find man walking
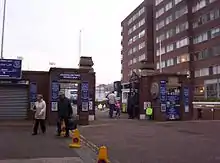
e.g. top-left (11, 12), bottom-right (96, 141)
top-left (107, 91), bottom-right (116, 118)
top-left (56, 91), bottom-right (73, 137)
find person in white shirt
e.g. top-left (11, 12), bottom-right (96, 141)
top-left (32, 94), bottom-right (46, 135)
top-left (107, 91), bottom-right (116, 118)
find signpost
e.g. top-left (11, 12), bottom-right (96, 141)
top-left (0, 59), bottom-right (22, 79)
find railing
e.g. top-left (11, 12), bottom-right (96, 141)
top-left (193, 102), bottom-right (220, 120)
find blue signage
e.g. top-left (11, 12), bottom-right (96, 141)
top-left (30, 82), bottom-right (37, 102)
top-left (51, 81), bottom-right (60, 101)
top-left (166, 93), bottom-right (180, 120)
top-left (59, 73), bottom-right (80, 80)
top-left (160, 80), bottom-right (167, 112)
top-left (183, 87), bottom-right (189, 112)
top-left (0, 59), bottom-right (22, 79)
top-left (81, 82), bottom-right (89, 100)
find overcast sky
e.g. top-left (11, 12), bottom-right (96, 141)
top-left (0, 0), bottom-right (143, 84)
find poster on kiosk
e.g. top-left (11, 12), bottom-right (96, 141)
top-left (160, 80), bottom-right (180, 120)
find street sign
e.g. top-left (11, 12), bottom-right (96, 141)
top-left (0, 59), bottom-right (22, 79)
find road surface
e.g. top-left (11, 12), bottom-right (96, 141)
top-left (79, 110), bottom-right (220, 163)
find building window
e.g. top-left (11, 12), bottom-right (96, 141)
top-left (128, 59), bottom-right (132, 66)
top-left (174, 0), bottom-right (182, 5)
top-left (200, 68), bottom-right (209, 76)
top-left (192, 0), bottom-right (206, 13)
top-left (213, 65), bottom-right (220, 74)
top-left (165, 2), bottom-right (173, 11)
top-left (156, 62), bottom-right (160, 69)
top-left (128, 29), bottom-right (132, 35)
top-left (206, 83), bottom-right (218, 98)
top-left (156, 20), bottom-right (165, 30)
top-left (133, 58), bottom-right (137, 64)
top-left (138, 42), bottom-right (145, 50)
top-left (166, 58), bottom-right (174, 67)
top-left (176, 37), bottom-right (189, 48)
top-left (166, 29), bottom-right (175, 39)
top-left (175, 6), bottom-right (188, 19)
top-left (133, 35), bottom-right (138, 42)
top-left (139, 7), bottom-right (145, 16)
top-left (139, 18), bottom-right (145, 27)
top-left (212, 46), bottom-right (220, 56)
top-left (156, 47), bottom-right (165, 56)
top-left (133, 47), bottom-right (137, 53)
top-left (138, 54), bottom-right (146, 61)
top-left (210, 9), bottom-right (220, 20)
top-left (194, 49), bottom-right (210, 60)
top-left (176, 22), bottom-right (188, 34)
top-left (195, 68), bottom-right (209, 77)
top-left (177, 54), bottom-right (189, 64)
top-left (211, 27), bottom-right (220, 39)
top-left (138, 30), bottom-right (145, 38)
top-left (156, 7), bottom-right (165, 18)
top-left (128, 38), bottom-right (133, 45)
top-left (165, 15), bottom-right (173, 25)
top-left (156, 34), bottom-right (165, 43)
top-left (193, 32), bottom-right (208, 44)
top-left (166, 43), bottom-right (174, 52)
top-left (128, 49), bottom-right (132, 55)
top-left (155, 0), bottom-right (164, 6)
top-left (161, 61), bottom-right (166, 68)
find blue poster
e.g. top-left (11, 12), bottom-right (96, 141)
top-left (81, 82), bottom-right (89, 100)
top-left (30, 82), bottom-right (37, 102)
top-left (183, 87), bottom-right (189, 112)
top-left (81, 81), bottom-right (89, 111)
top-left (166, 94), bottom-right (180, 120)
top-left (160, 80), bottom-right (167, 112)
top-left (0, 59), bottom-right (22, 79)
top-left (51, 81), bottom-right (60, 101)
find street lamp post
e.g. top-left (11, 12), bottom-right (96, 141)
top-left (0, 0), bottom-right (7, 59)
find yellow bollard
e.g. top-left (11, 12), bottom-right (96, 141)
top-left (97, 146), bottom-right (109, 163)
top-left (69, 129), bottom-right (81, 148)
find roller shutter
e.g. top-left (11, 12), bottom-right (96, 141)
top-left (0, 85), bottom-right (28, 120)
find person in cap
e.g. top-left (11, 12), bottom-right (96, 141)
top-left (32, 94), bottom-right (46, 135)
top-left (56, 91), bottom-right (73, 137)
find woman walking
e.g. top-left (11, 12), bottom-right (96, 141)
top-left (32, 94), bottom-right (47, 135)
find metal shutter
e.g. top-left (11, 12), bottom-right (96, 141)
top-left (0, 86), bottom-right (28, 120)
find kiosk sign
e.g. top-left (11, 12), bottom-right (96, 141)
top-left (0, 59), bottom-right (22, 79)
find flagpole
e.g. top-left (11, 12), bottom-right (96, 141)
top-left (79, 30), bottom-right (82, 63)
top-left (1, 0), bottom-right (7, 59)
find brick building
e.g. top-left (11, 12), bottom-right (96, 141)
top-left (121, 0), bottom-right (220, 99)
top-left (121, 0), bottom-right (154, 84)
top-left (154, 0), bottom-right (220, 99)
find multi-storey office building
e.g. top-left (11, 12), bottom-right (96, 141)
top-left (121, 0), bottom-right (154, 84)
top-left (154, 0), bottom-right (220, 99)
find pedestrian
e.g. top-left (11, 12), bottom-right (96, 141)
top-left (146, 106), bottom-right (153, 120)
top-left (107, 91), bottom-right (116, 118)
top-left (32, 94), bottom-right (46, 135)
top-left (115, 100), bottom-right (121, 118)
top-left (56, 91), bottom-right (73, 137)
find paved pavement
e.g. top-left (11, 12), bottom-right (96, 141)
top-left (79, 110), bottom-right (220, 163)
top-left (0, 124), bottom-right (96, 163)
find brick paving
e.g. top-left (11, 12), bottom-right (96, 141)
top-left (79, 117), bottom-right (220, 163)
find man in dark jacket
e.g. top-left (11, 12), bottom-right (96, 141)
top-left (56, 91), bottom-right (73, 137)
